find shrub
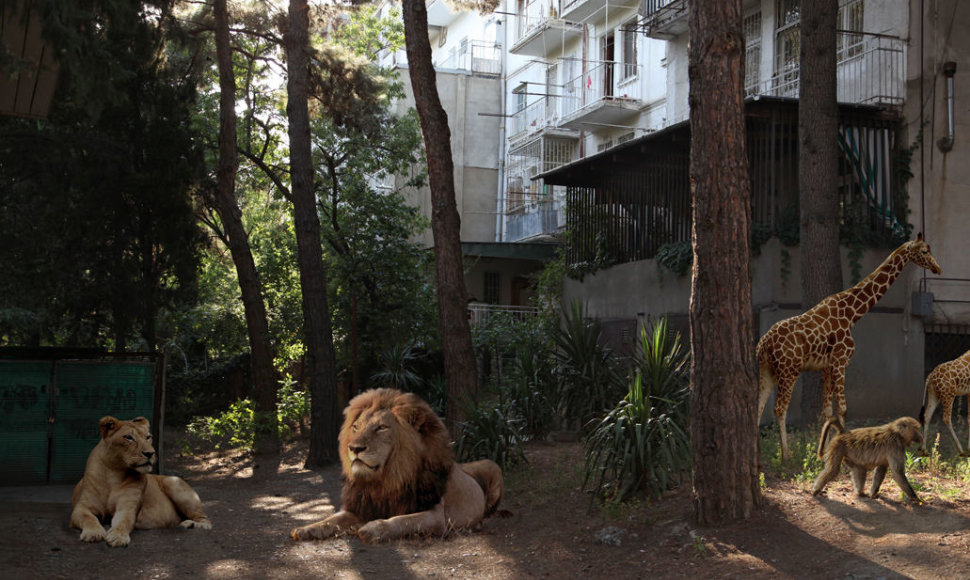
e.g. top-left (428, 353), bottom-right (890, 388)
top-left (553, 301), bottom-right (623, 426)
top-left (454, 397), bottom-right (526, 471)
top-left (583, 318), bottom-right (691, 502)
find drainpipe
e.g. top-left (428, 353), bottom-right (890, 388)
top-left (495, 14), bottom-right (507, 242)
top-left (937, 61), bottom-right (957, 152)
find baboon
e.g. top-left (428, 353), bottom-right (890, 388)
top-left (811, 416), bottom-right (923, 502)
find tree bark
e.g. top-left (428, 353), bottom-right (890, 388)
top-left (401, 0), bottom-right (477, 425)
top-left (212, 0), bottom-right (279, 455)
top-left (286, 0), bottom-right (340, 467)
top-left (687, 0), bottom-right (761, 526)
top-left (798, 0), bottom-right (842, 426)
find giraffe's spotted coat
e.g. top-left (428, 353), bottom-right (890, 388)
top-left (757, 234), bottom-right (942, 461)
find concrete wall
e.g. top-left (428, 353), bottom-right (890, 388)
top-left (907, 0), bottom-right (970, 325)
top-left (563, 238), bottom-right (935, 421)
top-left (396, 69), bottom-right (502, 247)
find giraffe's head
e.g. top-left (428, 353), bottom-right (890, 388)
top-left (904, 233), bottom-right (942, 275)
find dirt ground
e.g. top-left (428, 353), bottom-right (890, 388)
top-left (3, 437), bottom-right (970, 580)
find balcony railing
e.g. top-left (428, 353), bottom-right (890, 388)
top-left (468, 303), bottom-right (539, 326)
top-left (748, 33), bottom-right (905, 106)
top-left (511, 98), bottom-right (554, 138)
top-left (435, 41), bottom-right (503, 76)
top-left (561, 60), bottom-right (642, 121)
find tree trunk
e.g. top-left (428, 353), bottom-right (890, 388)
top-left (798, 0), bottom-right (842, 426)
top-left (286, 0), bottom-right (340, 468)
top-left (213, 0), bottom-right (279, 456)
top-left (687, 0), bottom-right (761, 526)
top-left (401, 0), bottom-right (477, 426)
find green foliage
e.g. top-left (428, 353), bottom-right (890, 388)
top-left (655, 241), bottom-right (693, 277)
top-left (370, 342), bottom-right (424, 391)
top-left (553, 301), bottom-right (624, 425)
top-left (454, 397), bottom-right (527, 471)
top-left (0, 2), bottom-right (205, 349)
top-left (583, 318), bottom-right (691, 502)
top-left (759, 427), bottom-right (825, 482)
top-left (185, 378), bottom-right (310, 451)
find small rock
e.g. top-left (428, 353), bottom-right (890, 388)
top-left (594, 526), bottom-right (626, 546)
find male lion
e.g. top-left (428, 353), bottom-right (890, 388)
top-left (291, 388), bottom-right (504, 543)
top-left (71, 416), bottom-right (212, 547)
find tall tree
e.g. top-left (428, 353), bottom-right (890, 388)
top-left (400, 0), bottom-right (478, 424)
top-left (210, 0), bottom-right (279, 455)
top-left (0, 0), bottom-right (203, 350)
top-left (687, 0), bottom-right (760, 525)
top-left (286, 0), bottom-right (341, 467)
top-left (798, 0), bottom-right (842, 425)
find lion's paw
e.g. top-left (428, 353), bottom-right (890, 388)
top-left (180, 518), bottom-right (213, 530)
top-left (357, 520), bottom-right (391, 543)
top-left (291, 524), bottom-right (333, 541)
top-left (104, 529), bottom-right (131, 548)
top-left (79, 527), bottom-right (106, 543)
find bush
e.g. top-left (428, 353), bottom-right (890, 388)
top-left (583, 317), bottom-right (691, 502)
top-left (553, 301), bottom-right (623, 426)
top-left (184, 377), bottom-right (310, 451)
top-left (454, 397), bottom-right (526, 471)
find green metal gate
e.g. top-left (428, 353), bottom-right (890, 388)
top-left (0, 350), bottom-right (160, 485)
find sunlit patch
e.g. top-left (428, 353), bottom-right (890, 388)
top-left (250, 494), bottom-right (338, 522)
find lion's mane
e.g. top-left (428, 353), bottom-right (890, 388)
top-left (338, 388), bottom-right (454, 522)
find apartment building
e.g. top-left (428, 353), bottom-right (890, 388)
top-left (378, 0), bottom-right (970, 419)
top-left (376, 1), bottom-right (555, 320)
top-left (540, 0), bottom-right (970, 421)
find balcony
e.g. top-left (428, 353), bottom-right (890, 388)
top-left (435, 41), bottom-right (503, 76)
top-left (511, 12), bottom-right (583, 58)
top-left (508, 96), bottom-right (580, 151)
top-left (426, 0), bottom-right (458, 27)
top-left (468, 303), bottom-right (539, 326)
top-left (748, 33), bottom-right (905, 107)
top-left (560, 0), bottom-right (639, 23)
top-left (559, 61), bottom-right (642, 129)
top-left (638, 0), bottom-right (687, 39)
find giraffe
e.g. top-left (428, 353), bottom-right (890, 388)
top-left (919, 349), bottom-right (970, 456)
top-left (757, 234), bottom-right (942, 461)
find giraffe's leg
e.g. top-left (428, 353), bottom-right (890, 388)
top-left (831, 350), bottom-right (852, 431)
top-left (941, 396), bottom-right (965, 456)
top-left (774, 378), bottom-right (796, 462)
top-left (920, 389), bottom-right (939, 454)
top-left (820, 367), bottom-right (836, 423)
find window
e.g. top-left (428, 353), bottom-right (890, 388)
top-left (744, 11), bottom-right (762, 95)
top-left (545, 63), bottom-right (559, 121)
top-left (513, 83), bottom-right (527, 113)
top-left (838, 0), bottom-right (864, 59)
top-left (484, 272), bottom-right (501, 304)
top-left (621, 19), bottom-right (638, 81)
top-left (775, 0), bottom-right (800, 96)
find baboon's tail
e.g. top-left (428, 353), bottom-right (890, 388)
top-left (817, 419), bottom-right (842, 460)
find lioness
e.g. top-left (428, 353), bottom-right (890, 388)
top-left (291, 388), bottom-right (504, 543)
top-left (71, 416), bottom-right (212, 547)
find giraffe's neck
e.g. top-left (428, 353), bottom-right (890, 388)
top-left (838, 246), bottom-right (908, 325)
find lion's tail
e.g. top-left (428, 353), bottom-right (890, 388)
top-left (461, 459), bottom-right (504, 517)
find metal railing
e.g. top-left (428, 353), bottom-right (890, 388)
top-left (435, 41), bottom-right (502, 75)
top-left (641, 0), bottom-right (680, 16)
top-left (513, 10), bottom-right (582, 46)
top-left (468, 303), bottom-right (539, 325)
top-left (748, 33), bottom-right (905, 106)
top-left (561, 61), bottom-right (642, 118)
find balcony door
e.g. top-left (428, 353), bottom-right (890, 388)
top-left (601, 32), bottom-right (615, 98)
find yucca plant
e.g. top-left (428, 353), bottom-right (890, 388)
top-left (583, 317), bottom-right (691, 502)
top-left (454, 398), bottom-right (527, 470)
top-left (553, 301), bottom-right (623, 425)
